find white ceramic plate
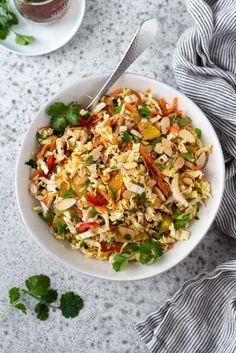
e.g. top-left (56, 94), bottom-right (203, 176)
top-left (16, 73), bottom-right (225, 281)
top-left (0, 0), bottom-right (85, 56)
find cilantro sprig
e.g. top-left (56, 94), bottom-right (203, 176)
top-left (47, 101), bottom-right (81, 134)
top-left (0, 275), bottom-right (84, 322)
top-left (0, 0), bottom-right (35, 45)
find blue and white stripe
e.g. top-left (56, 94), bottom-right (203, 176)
top-left (136, 0), bottom-right (236, 351)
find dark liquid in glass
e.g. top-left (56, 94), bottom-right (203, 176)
top-left (16, 0), bottom-right (70, 23)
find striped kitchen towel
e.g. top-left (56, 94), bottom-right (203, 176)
top-left (136, 0), bottom-right (236, 352)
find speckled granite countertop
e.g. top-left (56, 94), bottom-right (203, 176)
top-left (0, 0), bottom-right (236, 352)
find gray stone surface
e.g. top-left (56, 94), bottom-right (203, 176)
top-left (0, 0), bottom-right (235, 352)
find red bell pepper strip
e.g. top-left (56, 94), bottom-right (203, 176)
top-left (78, 115), bottom-right (98, 127)
top-left (76, 222), bottom-right (100, 233)
top-left (46, 156), bottom-right (55, 170)
top-left (85, 192), bottom-right (108, 206)
top-left (100, 241), bottom-right (121, 252)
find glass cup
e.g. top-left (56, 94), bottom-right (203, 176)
top-left (14, 0), bottom-right (71, 24)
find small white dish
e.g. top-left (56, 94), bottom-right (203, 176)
top-left (0, 0), bottom-right (85, 56)
top-left (16, 73), bottom-right (225, 281)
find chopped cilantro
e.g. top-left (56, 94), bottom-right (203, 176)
top-left (180, 153), bottom-right (194, 162)
top-left (85, 155), bottom-right (94, 165)
top-left (59, 188), bottom-right (76, 198)
top-left (25, 159), bottom-right (37, 169)
top-left (54, 221), bottom-right (67, 236)
top-left (122, 132), bottom-right (133, 143)
top-left (106, 239), bottom-right (114, 247)
top-left (112, 254), bottom-right (128, 272)
top-left (151, 232), bottom-right (161, 239)
top-left (110, 165), bottom-right (117, 170)
top-left (139, 192), bottom-right (146, 204)
top-left (131, 134), bottom-right (140, 142)
top-left (90, 207), bottom-right (98, 218)
top-left (170, 115), bottom-right (177, 124)
top-left (112, 105), bottom-right (122, 115)
top-left (138, 105), bottom-right (151, 117)
top-left (195, 128), bottom-right (202, 138)
top-left (156, 163), bottom-right (164, 171)
top-left (36, 132), bottom-right (44, 145)
top-left (179, 116), bottom-right (191, 126)
top-left (194, 215), bottom-right (200, 220)
top-left (124, 234), bottom-right (132, 240)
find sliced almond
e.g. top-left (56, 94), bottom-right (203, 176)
top-left (29, 182), bottom-right (37, 194)
top-left (161, 117), bottom-right (170, 135)
top-left (57, 198), bottom-right (76, 211)
top-left (196, 152), bottom-right (206, 167)
top-left (92, 102), bottom-right (106, 114)
top-left (171, 174), bottom-right (188, 207)
top-left (118, 226), bottom-right (136, 237)
top-left (73, 175), bottom-right (88, 186)
top-left (147, 179), bottom-right (156, 188)
top-left (123, 162), bottom-right (137, 170)
top-left (123, 190), bottom-right (135, 200)
top-left (179, 129), bottom-right (195, 144)
top-left (174, 157), bottom-right (185, 170)
top-left (183, 177), bottom-right (193, 186)
top-left (153, 186), bottom-right (166, 201)
top-left (91, 146), bottom-right (103, 161)
top-left (161, 138), bottom-right (173, 157)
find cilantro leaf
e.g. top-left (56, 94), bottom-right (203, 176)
top-left (15, 32), bottom-right (34, 45)
top-left (170, 115), bottom-right (177, 124)
top-left (47, 102), bottom-right (66, 118)
top-left (35, 303), bottom-right (49, 321)
top-left (156, 163), bottom-right (164, 171)
top-left (39, 211), bottom-right (54, 223)
top-left (59, 188), bottom-right (76, 198)
top-left (41, 289), bottom-right (58, 304)
top-left (25, 159), bottom-right (37, 169)
top-left (36, 132), bottom-right (44, 145)
top-left (65, 104), bottom-right (79, 126)
top-left (9, 287), bottom-right (20, 304)
top-left (14, 303), bottom-right (26, 314)
top-left (54, 221), bottom-right (67, 237)
top-left (112, 254), bottom-right (128, 272)
top-left (195, 128), bottom-right (201, 138)
top-left (25, 275), bottom-right (50, 297)
top-left (112, 105), bottom-right (122, 115)
top-left (110, 165), bottom-right (117, 170)
top-left (138, 105), bottom-right (151, 117)
top-left (124, 234), bottom-right (132, 240)
top-left (90, 207), bottom-right (98, 218)
top-left (139, 239), bottom-right (164, 265)
top-left (0, 27), bottom-right (9, 40)
top-left (139, 192), bottom-right (146, 204)
top-left (180, 153), bottom-right (194, 162)
top-left (85, 155), bottom-right (94, 165)
top-left (179, 116), bottom-right (191, 126)
top-left (122, 132), bottom-right (132, 143)
top-left (59, 292), bottom-right (84, 318)
top-left (51, 116), bottom-right (67, 133)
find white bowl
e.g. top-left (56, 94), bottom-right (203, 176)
top-left (16, 73), bottom-right (225, 281)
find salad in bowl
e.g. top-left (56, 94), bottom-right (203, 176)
top-left (26, 86), bottom-right (212, 272)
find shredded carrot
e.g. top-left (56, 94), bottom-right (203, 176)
top-left (97, 206), bottom-right (107, 214)
top-left (77, 210), bottom-right (83, 218)
top-left (167, 97), bottom-right (178, 114)
top-left (103, 120), bottom-right (111, 127)
top-left (107, 88), bottom-right (123, 97)
top-left (29, 168), bottom-right (40, 180)
top-left (166, 243), bottom-right (174, 251)
top-left (169, 125), bottom-right (179, 133)
top-left (111, 136), bottom-right (117, 145)
top-left (150, 163), bottom-right (163, 178)
top-left (139, 144), bottom-right (153, 165)
top-left (125, 103), bottom-right (138, 113)
top-left (50, 137), bottom-right (57, 152)
top-left (155, 176), bottom-right (169, 197)
top-left (121, 183), bottom-right (126, 194)
top-left (97, 188), bottom-right (110, 202)
top-left (191, 165), bottom-right (203, 171)
top-left (159, 98), bottom-right (168, 116)
top-left (123, 143), bottom-right (132, 151)
top-left (37, 143), bottom-right (51, 159)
